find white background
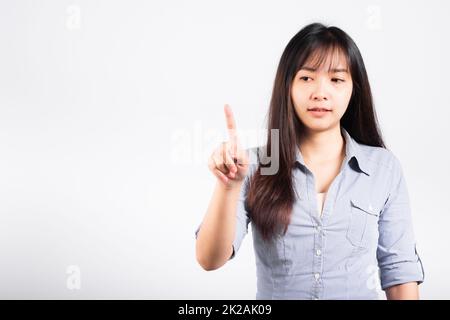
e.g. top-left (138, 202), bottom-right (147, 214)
top-left (0, 0), bottom-right (448, 299)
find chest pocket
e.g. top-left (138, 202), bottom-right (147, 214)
top-left (346, 198), bottom-right (380, 248)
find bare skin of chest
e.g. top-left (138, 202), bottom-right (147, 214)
top-left (305, 154), bottom-right (345, 194)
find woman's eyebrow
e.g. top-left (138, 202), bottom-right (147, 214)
top-left (329, 68), bottom-right (349, 73)
top-left (300, 67), bottom-right (349, 73)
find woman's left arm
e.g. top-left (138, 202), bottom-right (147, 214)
top-left (386, 282), bottom-right (419, 300)
top-left (377, 155), bottom-right (425, 297)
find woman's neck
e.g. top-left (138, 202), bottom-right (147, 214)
top-left (299, 125), bottom-right (345, 165)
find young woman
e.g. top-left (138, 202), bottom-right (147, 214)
top-left (195, 22), bottom-right (424, 300)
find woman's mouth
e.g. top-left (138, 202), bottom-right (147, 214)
top-left (307, 107), bottom-right (332, 117)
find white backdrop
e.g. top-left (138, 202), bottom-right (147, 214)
top-left (0, 0), bottom-right (448, 299)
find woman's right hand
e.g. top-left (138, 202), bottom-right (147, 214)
top-left (208, 104), bottom-right (249, 190)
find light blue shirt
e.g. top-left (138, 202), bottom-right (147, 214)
top-left (195, 127), bottom-right (424, 299)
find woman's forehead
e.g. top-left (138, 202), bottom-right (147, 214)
top-left (302, 47), bottom-right (349, 72)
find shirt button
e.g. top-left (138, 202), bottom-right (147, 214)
top-left (314, 273), bottom-right (320, 281)
top-left (316, 249), bottom-right (322, 256)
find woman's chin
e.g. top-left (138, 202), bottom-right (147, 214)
top-left (302, 121), bottom-right (334, 133)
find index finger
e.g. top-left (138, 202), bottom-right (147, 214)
top-left (224, 104), bottom-right (238, 146)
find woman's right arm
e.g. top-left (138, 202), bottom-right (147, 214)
top-left (195, 104), bottom-right (249, 271)
top-left (195, 181), bottom-right (244, 271)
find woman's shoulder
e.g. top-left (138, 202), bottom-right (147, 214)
top-left (356, 142), bottom-right (402, 173)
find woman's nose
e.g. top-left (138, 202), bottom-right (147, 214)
top-left (311, 80), bottom-right (329, 101)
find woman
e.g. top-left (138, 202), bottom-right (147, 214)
top-left (195, 22), bottom-right (424, 300)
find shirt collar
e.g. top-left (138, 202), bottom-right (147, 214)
top-left (294, 127), bottom-right (371, 176)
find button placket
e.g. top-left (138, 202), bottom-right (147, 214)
top-left (312, 222), bottom-right (324, 298)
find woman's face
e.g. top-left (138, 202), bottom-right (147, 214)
top-left (291, 51), bottom-right (353, 133)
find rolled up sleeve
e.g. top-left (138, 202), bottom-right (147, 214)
top-left (377, 154), bottom-right (425, 290)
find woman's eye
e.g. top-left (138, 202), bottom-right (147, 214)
top-left (300, 76), bottom-right (311, 81)
top-left (332, 78), bottom-right (345, 83)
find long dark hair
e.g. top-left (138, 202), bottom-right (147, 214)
top-left (246, 22), bottom-right (386, 242)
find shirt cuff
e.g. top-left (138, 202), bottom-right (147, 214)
top-left (380, 255), bottom-right (425, 290)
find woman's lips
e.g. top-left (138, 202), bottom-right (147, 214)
top-left (307, 108), bottom-right (331, 117)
